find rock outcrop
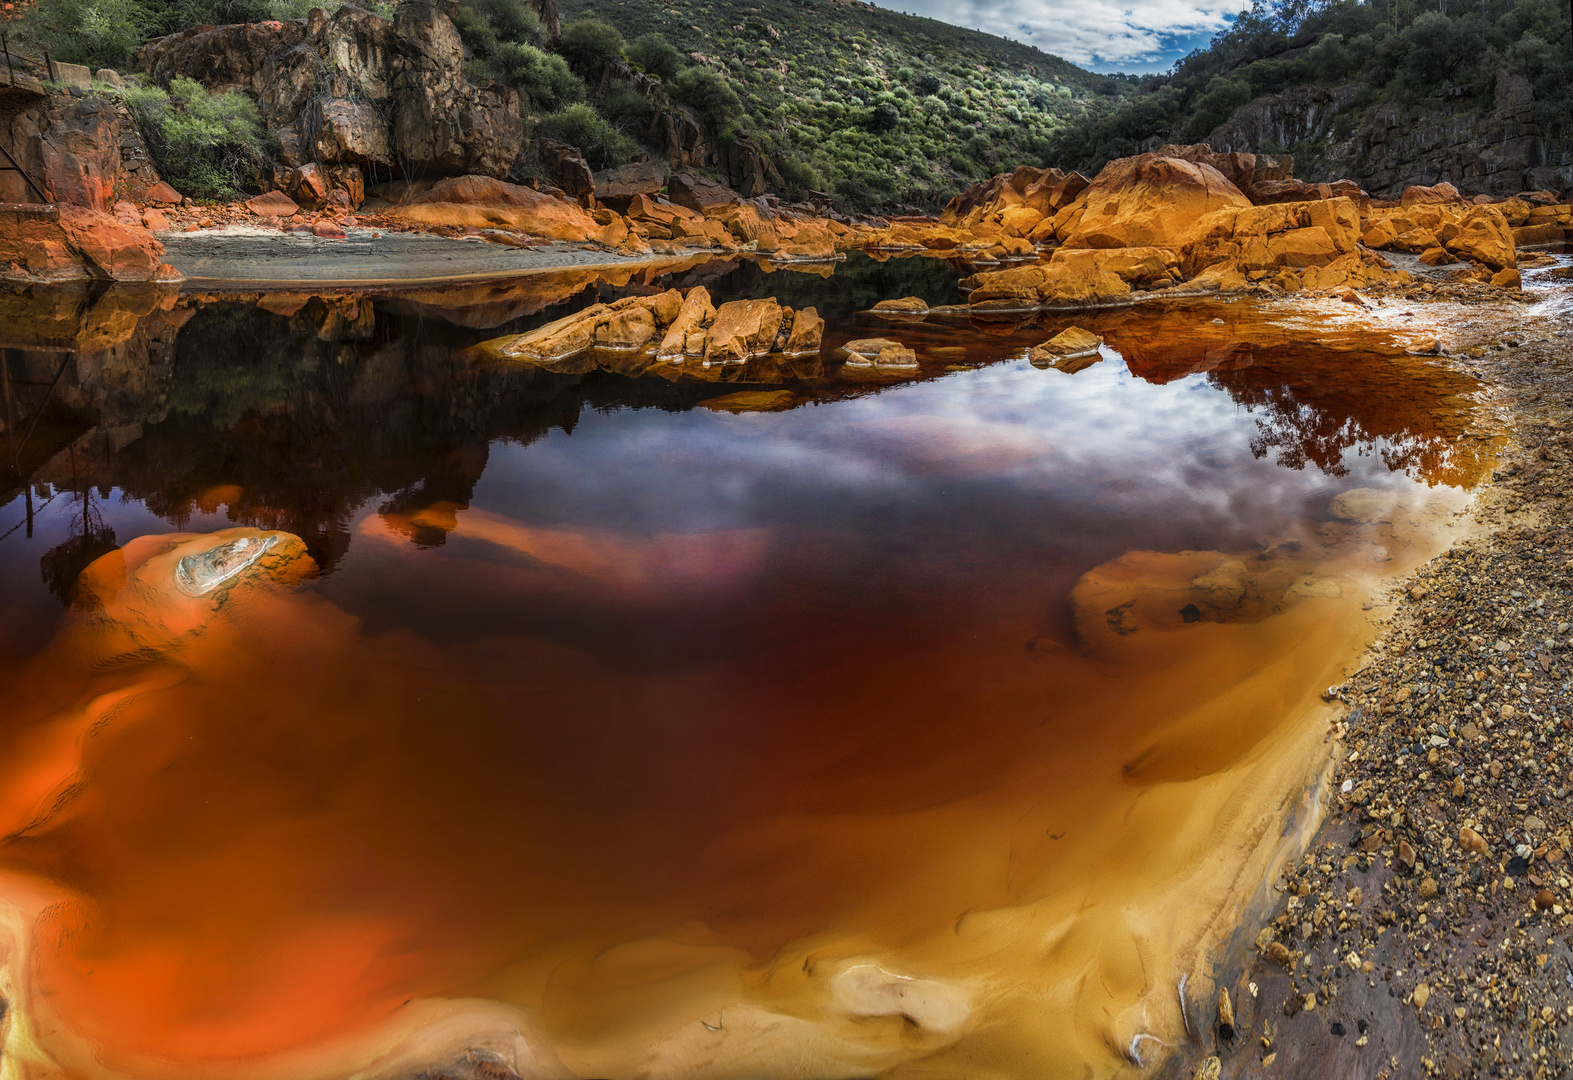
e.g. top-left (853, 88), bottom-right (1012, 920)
top-left (1057, 154), bottom-right (1252, 249)
top-left (0, 91), bottom-right (128, 209)
top-left (388, 175), bottom-right (601, 241)
top-left (466, 287), bottom-right (823, 368)
top-left (0, 204), bottom-right (181, 283)
top-left (137, 1), bottom-right (523, 199)
top-left (1206, 69), bottom-right (1571, 199)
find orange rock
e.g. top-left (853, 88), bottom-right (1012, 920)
top-left (998, 205), bottom-right (1045, 237)
top-left (1512, 223), bottom-right (1564, 247)
top-left (1444, 206), bottom-right (1516, 271)
top-left (1360, 219), bottom-right (1398, 248)
top-left (594, 306), bottom-right (658, 350)
top-left (1390, 227), bottom-right (1439, 253)
top-left (1401, 182), bottom-right (1462, 207)
top-left (779, 306), bottom-right (823, 355)
top-left (1049, 246), bottom-right (1178, 286)
top-left (0, 204), bottom-right (178, 283)
top-left (655, 286), bottom-right (717, 360)
top-left (1418, 246), bottom-right (1454, 266)
top-left (140, 181), bottom-right (182, 206)
top-left (1491, 267), bottom-right (1522, 288)
top-left (141, 209), bottom-right (170, 232)
top-left (967, 263), bottom-right (1132, 310)
top-left (871, 296), bottom-right (929, 314)
top-left (393, 175), bottom-right (599, 241)
top-left (246, 190), bottom-right (299, 217)
top-left (1060, 154), bottom-right (1250, 250)
top-left (704, 299), bottom-right (784, 365)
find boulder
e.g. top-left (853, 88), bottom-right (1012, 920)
top-left (1177, 196), bottom-right (1363, 278)
top-left (1401, 182), bottom-right (1463, 206)
top-left (1513, 223), bottom-right (1565, 247)
top-left (537, 139), bottom-right (595, 200)
top-left (141, 180), bottom-right (183, 206)
top-left (1491, 267), bottom-right (1522, 288)
top-left (595, 161), bottom-right (668, 209)
top-left (392, 175), bottom-right (600, 240)
top-left (837, 338), bottom-right (907, 364)
top-left (1155, 143), bottom-right (1256, 191)
top-left (704, 298), bottom-right (784, 364)
top-left (871, 296), bottom-right (930, 314)
top-left (725, 139), bottom-right (781, 198)
top-left (594, 306), bottom-right (658, 350)
top-left (966, 263), bottom-right (1132, 310)
top-left (313, 98), bottom-right (393, 165)
top-left (1030, 326), bottom-right (1102, 359)
top-left (1443, 205), bottom-right (1516, 270)
top-left (1249, 178), bottom-right (1368, 208)
top-left (668, 168), bottom-right (739, 215)
top-left (1418, 246), bottom-right (1455, 266)
top-left (246, 190), bottom-right (300, 217)
top-left (656, 286), bottom-right (717, 359)
top-left (287, 163), bottom-right (329, 208)
top-left (778, 306), bottom-right (823, 355)
top-left (1059, 154), bottom-right (1250, 250)
top-left (1049, 246), bottom-right (1178, 287)
top-left (0, 204), bottom-right (179, 283)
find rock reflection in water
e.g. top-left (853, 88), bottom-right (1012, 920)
top-left (0, 263), bottom-right (1496, 1080)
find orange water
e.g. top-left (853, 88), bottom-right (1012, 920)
top-left (0, 281), bottom-right (1489, 1078)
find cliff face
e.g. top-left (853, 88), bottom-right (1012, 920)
top-left (1206, 69), bottom-right (1569, 197)
top-left (138, 2), bottom-right (524, 194)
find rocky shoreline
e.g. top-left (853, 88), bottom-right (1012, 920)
top-left (1169, 278), bottom-right (1573, 1080)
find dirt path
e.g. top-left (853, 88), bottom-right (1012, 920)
top-left (1166, 262), bottom-right (1573, 1080)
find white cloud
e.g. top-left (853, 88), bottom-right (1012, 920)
top-left (883, 0), bottom-right (1253, 68)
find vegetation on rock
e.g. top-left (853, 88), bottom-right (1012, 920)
top-left (122, 76), bottom-right (270, 199)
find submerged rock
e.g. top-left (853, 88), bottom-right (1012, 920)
top-left (1029, 326), bottom-right (1103, 362)
top-left (173, 534), bottom-right (280, 596)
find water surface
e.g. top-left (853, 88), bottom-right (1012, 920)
top-left (0, 256), bottom-right (1492, 1078)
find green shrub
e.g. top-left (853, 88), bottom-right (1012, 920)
top-left (668, 66), bottom-right (745, 137)
top-left (555, 19), bottom-right (625, 79)
top-left (123, 76), bottom-right (269, 199)
top-left (473, 42), bottom-right (584, 108)
top-left (600, 81), bottom-right (657, 128)
top-left (23, 0), bottom-right (150, 67)
top-left (453, 0), bottom-right (548, 57)
top-left (627, 32), bottom-right (684, 80)
top-left (537, 103), bottom-right (635, 167)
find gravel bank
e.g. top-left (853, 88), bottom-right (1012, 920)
top-left (1170, 263), bottom-right (1573, 1080)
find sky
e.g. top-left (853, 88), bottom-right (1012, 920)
top-left (875, 0), bottom-right (1255, 73)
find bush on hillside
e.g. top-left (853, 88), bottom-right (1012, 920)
top-left (123, 75), bottom-right (269, 199)
top-left (627, 32), bottom-right (684, 79)
top-left (555, 19), bottom-right (624, 79)
top-left (537, 103), bottom-right (635, 167)
top-left (453, 0), bottom-right (549, 56)
top-left (668, 66), bottom-right (745, 137)
top-left (469, 41), bottom-right (584, 108)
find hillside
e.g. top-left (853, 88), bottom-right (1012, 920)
top-left (557, 0), bottom-right (1112, 209)
top-left (1046, 0), bottom-right (1573, 196)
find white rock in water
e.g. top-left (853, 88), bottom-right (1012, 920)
top-left (831, 963), bottom-right (970, 1035)
top-left (174, 535), bottom-right (279, 596)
